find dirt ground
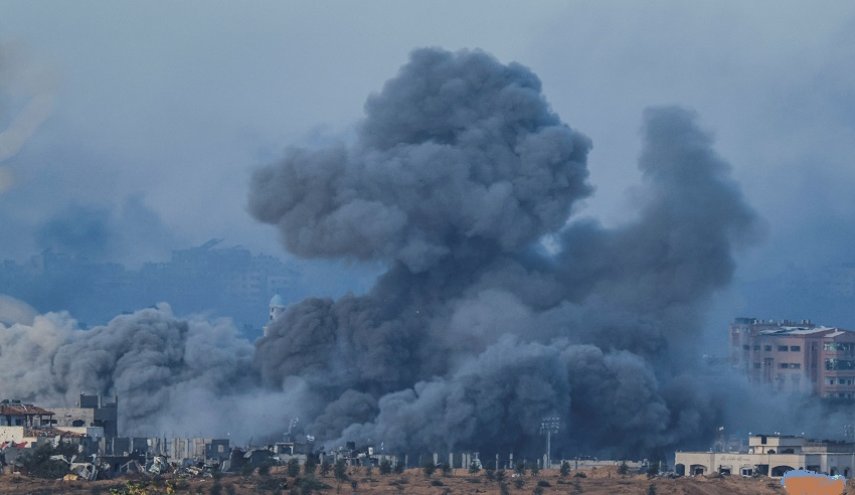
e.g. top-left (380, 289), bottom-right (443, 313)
top-left (0, 465), bottom-right (852, 495)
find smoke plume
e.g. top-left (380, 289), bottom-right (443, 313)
top-left (0, 47), bottom-right (779, 456)
top-left (0, 305), bottom-right (303, 440)
top-left (249, 48), bottom-right (759, 456)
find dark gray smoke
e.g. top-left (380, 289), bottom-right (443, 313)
top-left (249, 48), bottom-right (760, 457)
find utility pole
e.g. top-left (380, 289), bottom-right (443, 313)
top-left (540, 416), bottom-right (560, 470)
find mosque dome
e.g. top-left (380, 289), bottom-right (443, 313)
top-left (269, 294), bottom-right (286, 308)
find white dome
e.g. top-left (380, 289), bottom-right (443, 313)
top-left (269, 294), bottom-right (286, 307)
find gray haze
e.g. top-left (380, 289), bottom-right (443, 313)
top-left (2, 4), bottom-right (855, 331)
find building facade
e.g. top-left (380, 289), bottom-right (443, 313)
top-left (51, 393), bottom-right (118, 437)
top-left (676, 434), bottom-right (855, 478)
top-left (729, 318), bottom-right (855, 398)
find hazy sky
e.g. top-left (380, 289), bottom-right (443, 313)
top-left (2, 2), bottom-right (855, 329)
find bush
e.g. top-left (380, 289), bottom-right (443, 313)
top-left (431, 479), bottom-right (444, 486)
top-left (514, 478), bottom-right (525, 489)
top-left (537, 480), bottom-right (550, 487)
top-left (617, 462), bottom-right (629, 476)
top-left (647, 483), bottom-right (656, 495)
top-left (495, 469), bottom-right (506, 482)
top-left (573, 472), bottom-right (587, 478)
top-left (19, 442), bottom-right (78, 479)
top-left (515, 461), bottom-right (527, 476)
top-left (533, 486), bottom-right (544, 495)
top-left (485, 469), bottom-right (495, 481)
top-left (299, 476), bottom-right (332, 493)
top-left (468, 461), bottom-right (481, 474)
top-left (530, 463), bottom-right (540, 476)
top-left (364, 463), bottom-right (373, 476)
top-left (209, 483), bottom-right (223, 495)
top-left (560, 461), bottom-right (571, 477)
top-left (422, 459), bottom-right (436, 478)
top-left (394, 461), bottom-right (405, 474)
top-left (379, 459), bottom-right (392, 475)
top-left (499, 482), bottom-right (510, 495)
top-left (441, 463), bottom-right (452, 476)
top-left (320, 461), bottom-right (331, 477)
top-left (255, 477), bottom-right (282, 491)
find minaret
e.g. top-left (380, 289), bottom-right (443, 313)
top-left (264, 293), bottom-right (286, 337)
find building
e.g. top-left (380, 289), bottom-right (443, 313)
top-left (676, 434), bottom-right (855, 478)
top-left (729, 318), bottom-right (855, 398)
top-left (0, 399), bottom-right (100, 452)
top-left (263, 293), bottom-right (286, 337)
top-left (50, 393), bottom-right (118, 438)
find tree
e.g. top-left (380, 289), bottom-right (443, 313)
top-left (560, 461), bottom-right (571, 477)
top-left (320, 460), bottom-right (332, 477)
top-left (365, 463), bottom-right (373, 477)
top-left (422, 459), bottom-right (437, 478)
top-left (394, 460), bottom-right (405, 474)
top-left (379, 459), bottom-right (392, 475)
top-left (495, 469), bottom-right (506, 483)
top-left (617, 461), bottom-right (629, 476)
top-left (304, 455), bottom-right (317, 476)
top-left (530, 463), bottom-right (540, 476)
top-left (515, 460), bottom-right (526, 476)
top-left (646, 461), bottom-right (660, 478)
top-left (441, 463), bottom-right (452, 477)
top-left (334, 459), bottom-right (348, 493)
top-left (468, 461), bottom-right (481, 474)
top-left (499, 482), bottom-right (510, 495)
top-left (287, 458), bottom-right (301, 477)
top-left (485, 468), bottom-right (496, 481)
top-left (647, 483), bottom-right (656, 495)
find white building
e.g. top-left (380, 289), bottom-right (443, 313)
top-left (675, 434), bottom-right (855, 478)
top-left (263, 294), bottom-right (287, 337)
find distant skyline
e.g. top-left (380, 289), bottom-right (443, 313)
top-left (2, 2), bottom-right (855, 337)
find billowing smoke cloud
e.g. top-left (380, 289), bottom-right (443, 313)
top-left (0, 305), bottom-right (307, 440)
top-left (0, 294), bottom-right (36, 326)
top-left (0, 47), bottom-right (800, 457)
top-left (247, 48), bottom-right (762, 457)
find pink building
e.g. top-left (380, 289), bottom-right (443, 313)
top-left (729, 318), bottom-right (855, 398)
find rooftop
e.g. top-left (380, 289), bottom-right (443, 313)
top-left (0, 401), bottom-right (54, 416)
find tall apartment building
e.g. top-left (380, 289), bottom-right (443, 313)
top-left (729, 317), bottom-right (855, 399)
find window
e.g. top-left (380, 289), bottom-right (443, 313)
top-left (791, 346), bottom-right (801, 352)
top-left (743, 345), bottom-right (750, 350)
top-left (765, 345), bottom-right (773, 352)
top-left (826, 359), bottom-right (855, 370)
top-left (753, 345), bottom-right (760, 351)
top-left (779, 363), bottom-right (789, 369)
top-left (778, 346), bottom-right (789, 352)
top-left (791, 363), bottom-right (801, 369)
top-left (754, 363), bottom-right (762, 369)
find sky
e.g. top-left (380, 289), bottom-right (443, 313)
top-left (2, 1), bottom-right (855, 339)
